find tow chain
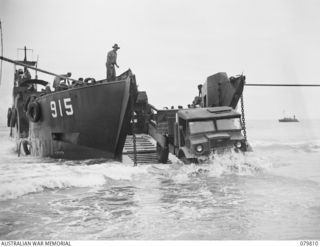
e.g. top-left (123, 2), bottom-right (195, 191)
top-left (240, 94), bottom-right (248, 145)
top-left (130, 92), bottom-right (137, 166)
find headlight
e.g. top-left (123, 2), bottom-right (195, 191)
top-left (196, 144), bottom-right (204, 153)
top-left (235, 141), bottom-right (242, 148)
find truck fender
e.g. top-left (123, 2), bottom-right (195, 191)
top-left (178, 147), bottom-right (194, 159)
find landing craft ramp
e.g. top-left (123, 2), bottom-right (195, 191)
top-left (123, 135), bottom-right (171, 164)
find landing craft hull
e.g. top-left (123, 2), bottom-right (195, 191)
top-left (29, 79), bottom-right (132, 160)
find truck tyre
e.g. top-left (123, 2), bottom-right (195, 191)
top-left (157, 143), bottom-right (169, 164)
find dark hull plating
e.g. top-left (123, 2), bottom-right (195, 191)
top-left (279, 118), bottom-right (299, 122)
top-left (29, 79), bottom-right (132, 160)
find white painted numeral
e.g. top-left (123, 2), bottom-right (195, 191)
top-left (50, 97), bottom-right (73, 118)
top-left (58, 100), bottom-right (63, 117)
top-left (50, 101), bottom-right (57, 118)
top-left (64, 98), bottom-right (73, 115)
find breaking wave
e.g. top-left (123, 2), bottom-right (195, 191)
top-left (0, 150), bottom-right (272, 201)
top-left (0, 158), bottom-right (149, 201)
top-left (0, 131), bottom-right (151, 201)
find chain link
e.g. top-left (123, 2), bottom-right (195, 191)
top-left (132, 118), bottom-right (137, 166)
top-left (130, 91), bottom-right (137, 166)
top-left (240, 94), bottom-right (247, 144)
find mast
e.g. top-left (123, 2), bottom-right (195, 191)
top-left (23, 46), bottom-right (28, 74)
top-left (24, 46), bottom-right (27, 61)
top-left (35, 55), bottom-right (39, 79)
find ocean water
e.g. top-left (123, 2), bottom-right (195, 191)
top-left (0, 120), bottom-right (320, 240)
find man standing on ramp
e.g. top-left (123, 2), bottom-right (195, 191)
top-left (106, 43), bottom-right (120, 81)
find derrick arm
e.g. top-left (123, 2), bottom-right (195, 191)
top-left (0, 56), bottom-right (81, 83)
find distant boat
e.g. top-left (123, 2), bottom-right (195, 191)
top-left (279, 112), bottom-right (299, 122)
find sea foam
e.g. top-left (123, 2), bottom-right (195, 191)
top-left (0, 160), bottom-right (148, 201)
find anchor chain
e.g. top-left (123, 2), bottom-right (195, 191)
top-left (240, 94), bottom-right (248, 145)
top-left (130, 91), bottom-right (137, 166)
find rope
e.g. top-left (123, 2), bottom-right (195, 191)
top-left (0, 19), bottom-right (3, 86)
top-left (240, 94), bottom-right (247, 145)
top-left (246, 83), bottom-right (320, 87)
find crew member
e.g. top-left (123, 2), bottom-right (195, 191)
top-left (53, 72), bottom-right (71, 91)
top-left (15, 69), bottom-right (24, 86)
top-left (106, 43), bottom-right (120, 81)
top-left (23, 68), bottom-right (31, 80)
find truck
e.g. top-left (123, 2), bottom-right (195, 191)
top-left (144, 72), bottom-right (250, 164)
top-left (149, 106), bottom-right (249, 164)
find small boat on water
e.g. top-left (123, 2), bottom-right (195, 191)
top-left (279, 117), bottom-right (299, 122)
top-left (279, 112), bottom-right (299, 122)
top-left (2, 47), bottom-right (138, 160)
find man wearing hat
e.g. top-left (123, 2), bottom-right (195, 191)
top-left (106, 43), bottom-right (120, 81)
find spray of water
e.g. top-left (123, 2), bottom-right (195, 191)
top-left (144, 151), bottom-right (273, 184)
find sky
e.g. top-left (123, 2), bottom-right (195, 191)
top-left (0, 0), bottom-right (320, 121)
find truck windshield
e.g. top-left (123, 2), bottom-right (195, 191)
top-left (216, 118), bottom-right (242, 130)
top-left (189, 121), bottom-right (215, 134)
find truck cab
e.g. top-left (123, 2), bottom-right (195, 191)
top-left (173, 106), bottom-right (248, 163)
top-left (149, 106), bottom-right (249, 164)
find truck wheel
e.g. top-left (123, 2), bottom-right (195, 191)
top-left (157, 143), bottom-right (168, 164)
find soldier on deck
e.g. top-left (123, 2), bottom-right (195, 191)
top-left (106, 43), bottom-right (120, 82)
top-left (23, 68), bottom-right (31, 80)
top-left (15, 69), bottom-right (24, 86)
top-left (53, 72), bottom-right (72, 91)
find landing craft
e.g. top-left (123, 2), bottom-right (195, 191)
top-left (1, 47), bottom-right (138, 160)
